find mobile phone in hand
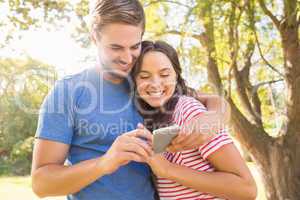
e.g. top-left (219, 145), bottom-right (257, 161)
top-left (153, 125), bottom-right (180, 153)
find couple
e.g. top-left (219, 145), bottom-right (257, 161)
top-left (31, 0), bottom-right (256, 200)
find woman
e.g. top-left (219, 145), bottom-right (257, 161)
top-left (131, 41), bottom-right (257, 200)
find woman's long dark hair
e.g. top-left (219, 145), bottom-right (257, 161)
top-left (131, 40), bottom-right (197, 131)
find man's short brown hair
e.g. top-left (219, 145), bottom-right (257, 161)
top-left (91, 0), bottom-right (145, 34)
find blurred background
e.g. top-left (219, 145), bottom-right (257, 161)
top-left (0, 0), bottom-right (299, 199)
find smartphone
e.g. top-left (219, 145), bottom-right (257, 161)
top-left (153, 124), bottom-right (181, 153)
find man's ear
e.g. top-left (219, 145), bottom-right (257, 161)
top-left (90, 30), bottom-right (98, 45)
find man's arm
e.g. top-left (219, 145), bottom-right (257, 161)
top-left (167, 93), bottom-right (231, 152)
top-left (31, 128), bottom-right (153, 198)
top-left (31, 139), bottom-right (107, 197)
top-left (195, 92), bottom-right (230, 124)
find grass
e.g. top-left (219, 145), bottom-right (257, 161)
top-left (0, 163), bottom-right (266, 200)
top-left (0, 176), bottom-right (65, 200)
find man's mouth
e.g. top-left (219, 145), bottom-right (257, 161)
top-left (117, 63), bottom-right (132, 71)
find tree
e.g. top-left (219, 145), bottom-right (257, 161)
top-left (143, 0), bottom-right (299, 199)
top-left (0, 57), bottom-right (57, 174)
top-left (0, 0), bottom-right (90, 47)
top-left (2, 1), bottom-right (299, 198)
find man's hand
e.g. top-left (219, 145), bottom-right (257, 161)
top-left (166, 115), bottom-right (219, 152)
top-left (166, 92), bottom-right (229, 152)
top-left (101, 126), bottom-right (153, 174)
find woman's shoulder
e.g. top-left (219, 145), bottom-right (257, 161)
top-left (175, 95), bottom-right (207, 112)
top-left (172, 95), bottom-right (207, 125)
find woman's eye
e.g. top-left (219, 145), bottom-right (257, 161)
top-left (139, 75), bottom-right (150, 79)
top-left (161, 74), bottom-right (170, 77)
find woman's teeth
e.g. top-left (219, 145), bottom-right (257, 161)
top-left (147, 91), bottom-right (163, 97)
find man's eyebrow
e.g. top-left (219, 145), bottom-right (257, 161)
top-left (110, 44), bottom-right (123, 48)
top-left (130, 42), bottom-right (141, 48)
top-left (109, 42), bottom-right (141, 48)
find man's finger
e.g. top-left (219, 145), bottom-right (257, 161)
top-left (121, 152), bottom-right (146, 163)
top-left (122, 142), bottom-right (151, 160)
top-left (135, 129), bottom-right (153, 143)
top-left (137, 123), bottom-right (145, 129)
top-left (122, 136), bottom-right (153, 156)
top-left (124, 129), bottom-right (153, 143)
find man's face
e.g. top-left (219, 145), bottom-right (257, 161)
top-left (93, 23), bottom-right (143, 81)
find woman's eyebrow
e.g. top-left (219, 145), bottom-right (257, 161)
top-left (139, 70), bottom-right (150, 74)
top-left (160, 68), bottom-right (171, 72)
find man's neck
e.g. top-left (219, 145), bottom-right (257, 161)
top-left (96, 65), bottom-right (125, 84)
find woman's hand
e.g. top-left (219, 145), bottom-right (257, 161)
top-left (147, 154), bottom-right (171, 178)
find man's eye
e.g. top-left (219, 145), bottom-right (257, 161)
top-left (111, 47), bottom-right (121, 50)
top-left (131, 45), bottom-right (140, 50)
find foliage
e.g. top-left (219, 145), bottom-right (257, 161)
top-left (0, 57), bottom-right (57, 175)
top-left (1, 1), bottom-right (299, 198)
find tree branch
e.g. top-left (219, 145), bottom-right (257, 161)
top-left (257, 0), bottom-right (281, 29)
top-left (253, 29), bottom-right (285, 77)
top-left (252, 79), bottom-right (284, 92)
top-left (227, 97), bottom-right (272, 163)
top-left (153, 30), bottom-right (208, 47)
top-left (228, 2), bottom-right (261, 126)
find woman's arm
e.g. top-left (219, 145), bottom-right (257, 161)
top-left (148, 144), bottom-right (257, 200)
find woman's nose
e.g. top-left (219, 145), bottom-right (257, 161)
top-left (149, 76), bottom-right (162, 88)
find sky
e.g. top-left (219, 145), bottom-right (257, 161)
top-left (0, 0), bottom-right (95, 76)
top-left (1, 0), bottom-right (209, 89)
top-left (2, 28), bottom-right (92, 76)
top-left (16, 30), bottom-right (88, 73)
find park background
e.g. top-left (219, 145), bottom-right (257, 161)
top-left (0, 0), bottom-right (299, 199)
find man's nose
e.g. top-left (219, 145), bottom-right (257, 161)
top-left (120, 50), bottom-right (133, 64)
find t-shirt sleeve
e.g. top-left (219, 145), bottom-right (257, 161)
top-left (198, 129), bottom-right (233, 160)
top-left (35, 79), bottom-right (74, 144)
top-left (173, 96), bottom-right (207, 126)
top-left (173, 96), bottom-right (233, 160)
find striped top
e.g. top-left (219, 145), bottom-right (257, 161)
top-left (156, 96), bottom-right (233, 200)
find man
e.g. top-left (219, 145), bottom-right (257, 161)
top-left (31, 1), bottom-right (229, 199)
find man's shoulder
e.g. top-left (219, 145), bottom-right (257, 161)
top-left (53, 68), bottom-right (96, 90)
top-left (60, 68), bottom-right (92, 83)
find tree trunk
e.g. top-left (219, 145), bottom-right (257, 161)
top-left (199, 1), bottom-right (300, 199)
top-left (256, 139), bottom-right (300, 199)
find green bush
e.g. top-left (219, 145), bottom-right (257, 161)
top-left (0, 58), bottom-right (57, 175)
top-left (9, 137), bottom-right (35, 175)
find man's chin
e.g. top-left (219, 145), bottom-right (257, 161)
top-left (102, 69), bottom-right (130, 83)
top-left (100, 63), bottom-right (133, 82)
top-left (109, 70), bottom-right (129, 78)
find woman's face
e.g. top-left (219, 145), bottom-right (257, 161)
top-left (135, 51), bottom-right (177, 108)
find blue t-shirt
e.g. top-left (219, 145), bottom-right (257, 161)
top-left (36, 67), bottom-right (155, 200)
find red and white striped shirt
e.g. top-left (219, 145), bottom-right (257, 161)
top-left (156, 96), bottom-right (233, 200)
